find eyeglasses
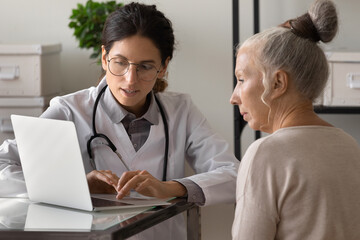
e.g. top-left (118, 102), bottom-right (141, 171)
top-left (107, 57), bottom-right (161, 82)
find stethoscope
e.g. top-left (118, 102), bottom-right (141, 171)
top-left (86, 84), bottom-right (169, 181)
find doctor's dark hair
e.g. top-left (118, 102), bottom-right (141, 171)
top-left (101, 2), bottom-right (175, 92)
top-left (240, 0), bottom-right (338, 102)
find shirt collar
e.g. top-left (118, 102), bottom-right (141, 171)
top-left (100, 82), bottom-right (159, 125)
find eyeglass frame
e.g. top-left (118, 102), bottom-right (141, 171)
top-left (106, 56), bottom-right (162, 82)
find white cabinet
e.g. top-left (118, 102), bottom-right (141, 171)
top-left (324, 52), bottom-right (360, 106)
top-left (0, 44), bottom-right (61, 97)
top-left (0, 96), bottom-right (52, 141)
top-left (0, 44), bottom-right (61, 142)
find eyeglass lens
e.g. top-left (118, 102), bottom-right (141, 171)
top-left (108, 57), bottom-right (160, 81)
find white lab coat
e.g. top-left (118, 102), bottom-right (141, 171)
top-left (0, 78), bottom-right (239, 240)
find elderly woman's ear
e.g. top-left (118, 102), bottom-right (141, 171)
top-left (270, 70), bottom-right (289, 100)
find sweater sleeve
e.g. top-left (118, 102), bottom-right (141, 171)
top-left (232, 138), bottom-right (279, 240)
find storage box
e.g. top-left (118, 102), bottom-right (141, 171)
top-left (0, 96), bottom-right (53, 142)
top-left (0, 44), bottom-right (61, 97)
top-left (324, 52), bottom-right (360, 106)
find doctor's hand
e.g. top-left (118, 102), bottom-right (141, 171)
top-left (116, 170), bottom-right (187, 199)
top-left (86, 170), bottom-right (119, 194)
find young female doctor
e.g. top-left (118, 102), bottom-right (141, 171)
top-left (0, 2), bottom-right (239, 239)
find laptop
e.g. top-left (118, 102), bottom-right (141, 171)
top-left (11, 114), bottom-right (170, 212)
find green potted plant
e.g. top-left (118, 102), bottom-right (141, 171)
top-left (68, 0), bottom-right (123, 64)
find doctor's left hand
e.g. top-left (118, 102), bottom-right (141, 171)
top-left (116, 170), bottom-right (187, 199)
top-left (87, 170), bottom-right (119, 194)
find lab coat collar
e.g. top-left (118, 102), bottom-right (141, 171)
top-left (99, 78), bottom-right (159, 125)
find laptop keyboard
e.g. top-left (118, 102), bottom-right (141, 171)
top-left (91, 197), bottom-right (133, 207)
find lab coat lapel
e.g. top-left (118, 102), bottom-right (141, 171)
top-left (131, 118), bottom-right (166, 179)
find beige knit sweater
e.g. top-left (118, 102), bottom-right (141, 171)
top-left (232, 126), bottom-right (360, 240)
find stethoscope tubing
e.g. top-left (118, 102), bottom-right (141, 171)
top-left (87, 84), bottom-right (169, 181)
top-left (154, 93), bottom-right (169, 181)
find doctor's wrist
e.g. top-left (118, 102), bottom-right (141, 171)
top-left (166, 181), bottom-right (187, 197)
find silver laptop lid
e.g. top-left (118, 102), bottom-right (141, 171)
top-left (11, 115), bottom-right (93, 211)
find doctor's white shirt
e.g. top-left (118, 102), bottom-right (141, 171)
top-left (0, 78), bottom-right (239, 240)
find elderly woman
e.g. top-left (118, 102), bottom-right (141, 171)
top-left (230, 0), bottom-right (360, 239)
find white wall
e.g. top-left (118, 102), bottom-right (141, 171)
top-left (0, 0), bottom-right (104, 92)
top-left (0, 0), bottom-right (235, 145)
top-left (0, 0), bottom-right (235, 239)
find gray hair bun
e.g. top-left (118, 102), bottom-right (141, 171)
top-left (289, 0), bottom-right (338, 43)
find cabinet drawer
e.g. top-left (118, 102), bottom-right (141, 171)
top-left (0, 44), bottom-right (61, 97)
top-left (0, 96), bottom-right (52, 142)
top-left (324, 52), bottom-right (360, 106)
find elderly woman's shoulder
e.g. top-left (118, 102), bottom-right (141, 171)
top-left (245, 128), bottom-right (303, 157)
